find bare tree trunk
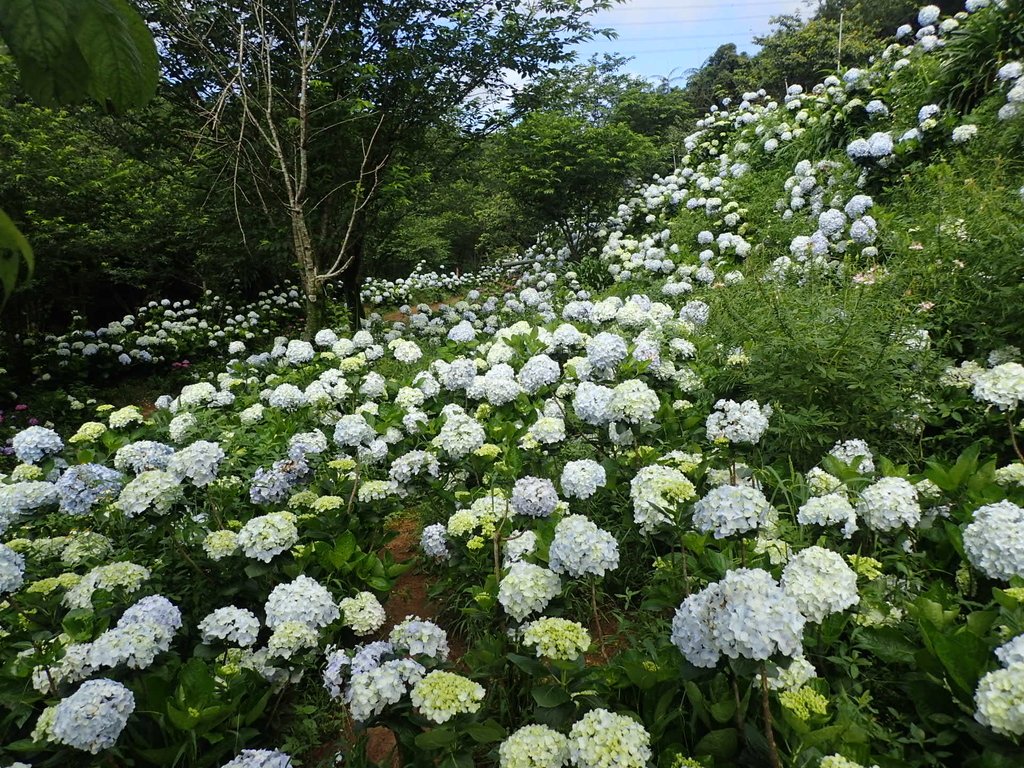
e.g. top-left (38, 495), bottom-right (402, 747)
top-left (289, 210), bottom-right (329, 338)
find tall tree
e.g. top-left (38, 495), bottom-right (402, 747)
top-left (497, 110), bottom-right (653, 259)
top-left (152, 0), bottom-right (613, 335)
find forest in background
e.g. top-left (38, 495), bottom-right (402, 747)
top-left (0, 0), bottom-right (936, 337)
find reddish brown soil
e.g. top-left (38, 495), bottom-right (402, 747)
top-left (363, 515), bottom-right (466, 767)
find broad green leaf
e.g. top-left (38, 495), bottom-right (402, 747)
top-left (61, 608), bottom-right (95, 642)
top-left (0, 207), bottom-right (33, 305)
top-left (855, 627), bottom-right (918, 664)
top-left (166, 702), bottom-right (200, 731)
top-left (465, 719), bottom-right (506, 743)
top-left (694, 728), bottom-right (739, 759)
top-left (335, 530), bottom-right (358, 563)
top-left (74, 0), bottom-right (158, 112)
top-left (531, 684), bottom-right (571, 708)
top-left (176, 658), bottom-right (216, 705)
top-left (415, 727), bottom-right (457, 750)
top-left (0, 0), bottom-right (71, 64)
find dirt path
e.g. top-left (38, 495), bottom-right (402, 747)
top-left (364, 515), bottom-right (465, 766)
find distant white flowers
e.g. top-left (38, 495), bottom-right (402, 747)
top-left (705, 399), bottom-right (772, 444)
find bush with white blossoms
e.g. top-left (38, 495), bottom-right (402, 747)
top-left (237, 512), bottom-right (299, 562)
top-left (705, 399), bottom-right (772, 444)
top-left (499, 724), bottom-right (570, 768)
top-left (547, 515), bottom-right (619, 578)
top-left (199, 606), bottom-right (261, 647)
top-left (7, 6), bottom-right (1024, 765)
top-left (780, 546), bottom-right (860, 623)
top-left (36, 679), bottom-right (135, 754)
top-left (671, 568), bottom-right (806, 668)
top-left (972, 362), bottom-right (1024, 410)
top-left (856, 474), bottom-right (923, 531)
top-left (560, 459), bottom-right (607, 499)
top-left (692, 483), bottom-right (775, 538)
top-left (963, 500), bottom-right (1024, 580)
top-left (630, 464), bottom-right (696, 533)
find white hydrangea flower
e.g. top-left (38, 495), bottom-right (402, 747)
top-left (693, 484), bottom-right (775, 539)
top-left (199, 606), bottom-right (261, 647)
top-left (963, 500), bottom-right (1024, 580)
top-left (797, 493), bottom-right (858, 537)
top-left (671, 568), bottom-right (805, 668)
top-left (347, 658), bottom-right (425, 722)
top-left (264, 575), bottom-right (339, 629)
top-left (237, 512), bottom-right (299, 562)
top-left (518, 354), bottom-right (561, 393)
top-left (339, 592), bottom-right (387, 636)
top-left (41, 678), bottom-right (135, 753)
top-left (498, 563), bottom-right (561, 622)
top-left (432, 408), bottom-right (486, 459)
top-left (267, 620), bottom-right (320, 658)
top-left (12, 426), bottom-right (63, 464)
top-left (586, 332), bottom-right (628, 371)
top-left (548, 515), bottom-right (619, 577)
top-left (781, 546), bottom-right (860, 623)
top-left (608, 380), bottom-right (660, 424)
top-left (572, 382), bottom-right (615, 425)
top-left (996, 634), bottom-right (1024, 668)
top-left (0, 543), bottom-right (26, 594)
top-left (568, 709), bottom-right (652, 768)
top-left (166, 440), bottom-right (225, 486)
top-left (630, 465), bottom-right (695, 533)
top-left (762, 655), bottom-right (818, 692)
top-left (856, 477), bottom-right (920, 531)
top-left (560, 459), bottom-right (607, 500)
top-left (389, 616), bottom-right (450, 660)
top-left (521, 617), bottom-right (591, 661)
top-left (511, 476), bottom-right (559, 517)
top-left (499, 724), bottom-right (569, 768)
top-left (828, 440), bottom-right (875, 473)
top-left (972, 363), bottom-right (1024, 410)
top-left (410, 671), bottom-right (485, 724)
top-left (221, 749), bottom-right (294, 768)
top-left (114, 470), bottom-right (182, 517)
top-left (974, 664), bottom-right (1024, 737)
top-left (705, 399), bottom-right (772, 444)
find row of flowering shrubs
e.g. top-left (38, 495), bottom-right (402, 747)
top-left (3, 2), bottom-right (1024, 767)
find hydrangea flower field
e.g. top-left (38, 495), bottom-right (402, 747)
top-left (2, 3), bottom-right (1024, 767)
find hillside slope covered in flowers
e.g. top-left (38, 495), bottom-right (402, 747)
top-left (2, 3), bottom-right (1024, 768)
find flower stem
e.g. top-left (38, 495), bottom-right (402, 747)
top-left (1008, 412), bottom-right (1024, 463)
top-left (760, 665), bottom-right (782, 768)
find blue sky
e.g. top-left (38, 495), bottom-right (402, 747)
top-left (572, 0), bottom-right (810, 84)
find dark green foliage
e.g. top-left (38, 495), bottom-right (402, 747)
top-left (929, 0), bottom-right (1024, 112)
top-left (0, 0), bottom-right (157, 112)
top-left (704, 266), bottom-right (943, 466)
top-left (497, 111), bottom-right (654, 259)
top-left (0, 0), bottom-right (159, 307)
